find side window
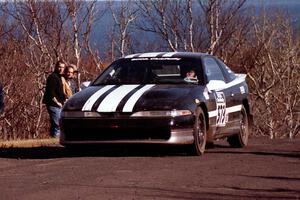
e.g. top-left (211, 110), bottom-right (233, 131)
top-left (203, 57), bottom-right (225, 82)
top-left (216, 59), bottom-right (236, 82)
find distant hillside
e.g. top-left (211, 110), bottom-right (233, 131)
top-left (90, 0), bottom-right (300, 53)
top-left (247, 0), bottom-right (300, 32)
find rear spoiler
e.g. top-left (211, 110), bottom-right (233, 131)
top-left (236, 73), bottom-right (247, 80)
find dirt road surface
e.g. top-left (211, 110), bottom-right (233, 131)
top-left (0, 137), bottom-right (299, 200)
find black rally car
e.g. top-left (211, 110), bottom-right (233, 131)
top-left (60, 52), bottom-right (251, 155)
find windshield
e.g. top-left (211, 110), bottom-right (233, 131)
top-left (92, 58), bottom-right (203, 85)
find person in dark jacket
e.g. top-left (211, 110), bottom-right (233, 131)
top-left (43, 60), bottom-right (66, 137)
top-left (0, 82), bottom-right (4, 113)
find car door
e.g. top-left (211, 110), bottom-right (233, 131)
top-left (202, 56), bottom-right (235, 135)
top-left (215, 58), bottom-right (244, 127)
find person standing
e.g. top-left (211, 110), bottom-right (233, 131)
top-left (43, 60), bottom-right (66, 137)
top-left (65, 64), bottom-right (78, 96)
top-left (0, 82), bottom-right (4, 113)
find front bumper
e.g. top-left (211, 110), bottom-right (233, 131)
top-left (60, 115), bottom-right (195, 145)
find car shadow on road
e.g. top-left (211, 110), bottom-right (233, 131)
top-left (0, 143), bottom-right (299, 159)
top-left (208, 144), bottom-right (300, 159)
top-left (0, 145), bottom-right (195, 159)
top-left (241, 174), bottom-right (300, 182)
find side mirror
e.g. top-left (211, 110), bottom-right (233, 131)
top-left (206, 80), bottom-right (226, 92)
top-left (80, 81), bottom-right (91, 90)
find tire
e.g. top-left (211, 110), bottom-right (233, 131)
top-left (190, 107), bottom-right (207, 155)
top-left (227, 106), bottom-right (249, 148)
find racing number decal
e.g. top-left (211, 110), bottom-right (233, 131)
top-left (215, 92), bottom-right (227, 127)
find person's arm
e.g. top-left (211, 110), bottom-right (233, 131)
top-left (48, 75), bottom-right (63, 107)
top-left (52, 97), bottom-right (63, 107)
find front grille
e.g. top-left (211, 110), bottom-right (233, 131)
top-left (61, 118), bottom-right (171, 141)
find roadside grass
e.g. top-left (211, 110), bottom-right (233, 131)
top-left (0, 138), bottom-right (59, 148)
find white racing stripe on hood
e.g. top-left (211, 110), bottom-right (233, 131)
top-left (97, 85), bottom-right (140, 112)
top-left (122, 84), bottom-right (155, 112)
top-left (82, 85), bottom-right (115, 111)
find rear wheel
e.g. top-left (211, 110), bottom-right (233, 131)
top-left (227, 106), bottom-right (249, 147)
top-left (190, 107), bottom-right (207, 155)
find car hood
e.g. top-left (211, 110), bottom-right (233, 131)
top-left (63, 84), bottom-right (197, 113)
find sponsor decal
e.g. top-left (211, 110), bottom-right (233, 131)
top-left (127, 52), bottom-right (180, 60)
top-left (203, 91), bottom-right (209, 100)
top-left (109, 69), bottom-right (115, 76)
top-left (240, 86), bottom-right (245, 94)
top-left (150, 57), bottom-right (181, 61)
top-left (214, 92), bottom-right (227, 127)
top-left (132, 58), bottom-right (148, 61)
top-left (209, 105), bottom-right (242, 117)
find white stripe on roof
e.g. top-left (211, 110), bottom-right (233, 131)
top-left (162, 52), bottom-right (177, 57)
top-left (138, 52), bottom-right (162, 58)
top-left (125, 53), bottom-right (140, 58)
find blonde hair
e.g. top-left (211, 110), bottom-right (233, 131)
top-left (61, 77), bottom-right (73, 98)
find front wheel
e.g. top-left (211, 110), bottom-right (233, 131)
top-left (190, 107), bottom-right (207, 155)
top-left (227, 106), bottom-right (249, 147)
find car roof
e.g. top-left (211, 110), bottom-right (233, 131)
top-left (123, 52), bottom-right (210, 60)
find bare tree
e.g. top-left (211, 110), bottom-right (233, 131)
top-left (0, 1), bottom-right (106, 139)
top-left (108, 0), bottom-right (137, 58)
top-left (245, 11), bottom-right (300, 138)
top-left (0, 1), bottom-right (65, 138)
top-left (64, 0), bottom-right (106, 88)
top-left (137, 0), bottom-right (176, 51)
top-left (198, 0), bottom-right (247, 54)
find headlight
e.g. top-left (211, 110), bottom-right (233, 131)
top-left (131, 110), bottom-right (192, 117)
top-left (61, 111), bottom-right (101, 118)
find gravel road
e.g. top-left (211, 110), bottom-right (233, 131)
top-left (0, 137), bottom-right (299, 200)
